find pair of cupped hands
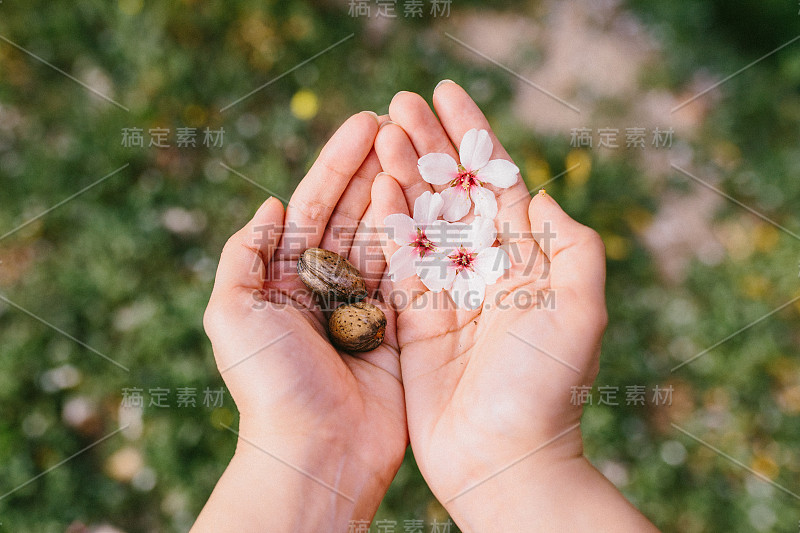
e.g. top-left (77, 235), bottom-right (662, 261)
top-left (195, 82), bottom-right (657, 532)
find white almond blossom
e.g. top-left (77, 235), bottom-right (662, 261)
top-left (417, 128), bottom-right (519, 222)
top-left (417, 216), bottom-right (511, 310)
top-left (384, 191), bottom-right (454, 282)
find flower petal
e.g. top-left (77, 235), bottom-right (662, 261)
top-left (459, 129), bottom-right (492, 172)
top-left (448, 270), bottom-right (487, 310)
top-left (417, 253), bottom-right (456, 292)
top-left (425, 219), bottom-right (461, 252)
top-left (470, 186), bottom-right (498, 220)
top-left (413, 191), bottom-right (444, 225)
top-left (388, 245), bottom-right (418, 282)
top-left (440, 186), bottom-right (472, 222)
top-left (463, 216), bottom-right (497, 250)
top-left (418, 153), bottom-right (459, 185)
top-left (474, 247), bottom-right (510, 285)
top-left (384, 213), bottom-right (416, 246)
top-left (478, 159), bottom-right (519, 188)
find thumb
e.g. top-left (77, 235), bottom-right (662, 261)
top-left (209, 197), bottom-right (285, 304)
top-left (528, 190), bottom-right (606, 316)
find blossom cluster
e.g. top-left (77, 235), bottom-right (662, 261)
top-left (384, 129), bottom-right (519, 310)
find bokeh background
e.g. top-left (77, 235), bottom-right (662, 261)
top-left (1, 0), bottom-right (799, 531)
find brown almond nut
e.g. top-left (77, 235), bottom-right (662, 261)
top-left (297, 248), bottom-right (368, 302)
top-left (328, 302), bottom-right (386, 352)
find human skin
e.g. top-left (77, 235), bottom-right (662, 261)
top-left (193, 111), bottom-right (408, 532)
top-left (194, 84), bottom-right (659, 532)
top-left (369, 81), bottom-right (660, 532)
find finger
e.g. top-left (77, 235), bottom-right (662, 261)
top-left (320, 114), bottom-right (389, 294)
top-left (277, 111), bottom-right (379, 258)
top-left (432, 80), bottom-right (532, 241)
top-left (374, 121), bottom-right (433, 211)
top-left (319, 114), bottom-right (390, 257)
top-left (371, 172), bottom-right (429, 311)
top-left (528, 191), bottom-right (606, 317)
top-left (347, 203), bottom-right (387, 297)
top-left (388, 90), bottom-right (459, 191)
top-left (207, 197), bottom-right (285, 314)
top-left (317, 148), bottom-right (382, 255)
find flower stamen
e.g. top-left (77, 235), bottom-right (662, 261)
top-left (448, 246), bottom-right (478, 273)
top-left (450, 164), bottom-right (483, 192)
top-left (409, 227), bottom-right (437, 258)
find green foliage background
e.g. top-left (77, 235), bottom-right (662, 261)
top-left (0, 1), bottom-right (798, 531)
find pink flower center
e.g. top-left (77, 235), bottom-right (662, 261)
top-left (448, 246), bottom-right (477, 273)
top-left (409, 227), bottom-right (436, 258)
top-left (450, 165), bottom-right (482, 191)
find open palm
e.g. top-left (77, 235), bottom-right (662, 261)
top-left (372, 84), bottom-right (608, 515)
top-left (203, 112), bottom-right (407, 517)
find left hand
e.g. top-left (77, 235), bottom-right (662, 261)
top-left (195, 111), bottom-right (407, 531)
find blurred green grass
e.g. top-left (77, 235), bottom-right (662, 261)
top-left (1, 1), bottom-right (799, 531)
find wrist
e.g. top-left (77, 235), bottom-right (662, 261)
top-left (194, 419), bottom-right (394, 532)
top-left (235, 416), bottom-right (394, 504)
top-left (233, 423), bottom-right (389, 526)
top-left (440, 445), bottom-right (658, 532)
top-left (439, 436), bottom-right (581, 532)
top-left (231, 444), bottom-right (383, 528)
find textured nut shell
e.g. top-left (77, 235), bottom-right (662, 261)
top-left (328, 302), bottom-right (386, 352)
top-left (297, 248), bottom-right (368, 302)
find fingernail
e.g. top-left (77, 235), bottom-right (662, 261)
top-left (255, 196), bottom-right (274, 214)
top-left (379, 120), bottom-right (399, 130)
top-left (537, 189), bottom-right (556, 203)
top-left (361, 110), bottom-right (379, 121)
top-left (435, 79), bottom-right (455, 90)
top-left (537, 189), bottom-right (563, 210)
top-left (375, 171), bottom-right (392, 179)
top-left (393, 90), bottom-right (410, 100)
